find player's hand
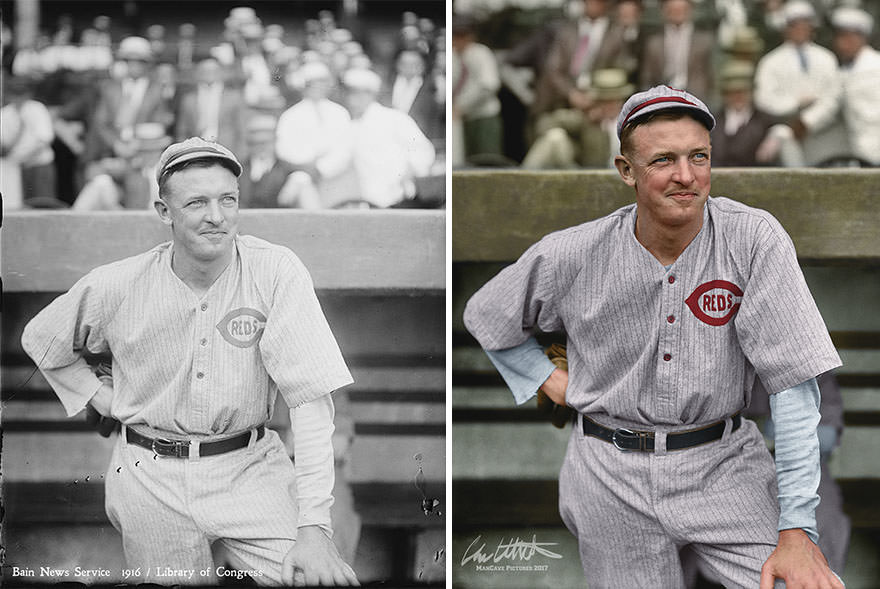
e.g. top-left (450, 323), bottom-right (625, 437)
top-left (540, 368), bottom-right (568, 406)
top-left (282, 525), bottom-right (359, 586)
top-left (90, 382), bottom-right (114, 417)
top-left (760, 529), bottom-right (845, 589)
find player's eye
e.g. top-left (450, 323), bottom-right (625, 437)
top-left (186, 199), bottom-right (206, 208)
top-left (222, 196), bottom-right (238, 205)
top-left (652, 156), bottom-right (670, 165)
top-left (692, 152), bottom-right (709, 163)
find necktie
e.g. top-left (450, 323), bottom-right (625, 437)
top-left (797, 47), bottom-right (809, 72)
top-left (570, 33), bottom-right (591, 78)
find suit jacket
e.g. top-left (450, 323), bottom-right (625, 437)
top-left (710, 108), bottom-right (780, 167)
top-left (639, 28), bottom-right (716, 106)
top-left (238, 158), bottom-right (299, 208)
top-left (85, 76), bottom-right (172, 161)
top-left (175, 84), bottom-right (247, 160)
top-left (386, 75), bottom-right (443, 141)
top-left (532, 19), bottom-right (631, 117)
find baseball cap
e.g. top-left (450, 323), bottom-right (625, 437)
top-left (156, 137), bottom-right (242, 184)
top-left (832, 7), bottom-right (873, 36)
top-left (616, 85), bottom-right (715, 138)
top-left (782, 0), bottom-right (817, 25)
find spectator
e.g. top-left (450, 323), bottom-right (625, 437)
top-left (531, 0), bottom-right (631, 124)
top-left (238, 114), bottom-right (321, 209)
top-left (639, 0), bottom-right (716, 106)
top-left (724, 26), bottom-right (765, 65)
top-left (754, 1), bottom-right (845, 166)
top-left (176, 23), bottom-right (198, 71)
top-left (521, 68), bottom-right (632, 169)
top-left (175, 56), bottom-right (247, 159)
top-left (616, 0), bottom-right (644, 85)
top-left (451, 15), bottom-right (503, 165)
top-left (0, 77), bottom-right (58, 208)
top-left (73, 122), bottom-right (172, 210)
top-left (831, 6), bottom-right (880, 166)
top-left (83, 36), bottom-right (173, 163)
top-left (275, 62), bottom-right (353, 203)
top-left (342, 68), bottom-right (435, 208)
top-left (389, 49), bottom-right (443, 140)
top-left (239, 21), bottom-right (274, 106)
top-left (710, 60), bottom-right (794, 166)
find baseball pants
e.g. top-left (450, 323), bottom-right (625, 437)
top-left (559, 415), bottom-right (784, 588)
top-left (105, 426), bottom-right (300, 586)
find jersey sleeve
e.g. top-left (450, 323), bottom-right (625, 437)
top-left (463, 235), bottom-right (567, 351)
top-left (734, 219), bottom-right (842, 394)
top-left (20, 270), bottom-right (113, 416)
top-left (290, 395), bottom-right (336, 534)
top-left (259, 252), bottom-right (353, 408)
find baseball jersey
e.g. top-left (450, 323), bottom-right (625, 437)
top-left (21, 234), bottom-right (353, 438)
top-left (464, 196), bottom-right (842, 427)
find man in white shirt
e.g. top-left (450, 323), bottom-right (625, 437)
top-left (390, 49), bottom-right (442, 140)
top-left (831, 6), bottom-right (880, 166)
top-left (342, 69), bottom-right (435, 208)
top-left (754, 1), bottom-right (847, 166)
top-left (275, 62), bottom-right (353, 203)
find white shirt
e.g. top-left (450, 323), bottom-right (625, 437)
top-left (840, 45), bottom-right (880, 165)
top-left (664, 23), bottom-right (693, 90)
top-left (391, 75), bottom-right (424, 114)
top-left (452, 42), bottom-right (501, 120)
top-left (754, 41), bottom-right (841, 131)
top-left (350, 102), bottom-right (435, 207)
top-left (275, 98), bottom-right (353, 179)
top-left (0, 99), bottom-right (55, 166)
top-left (196, 82), bottom-right (224, 141)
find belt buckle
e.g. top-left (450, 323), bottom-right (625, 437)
top-left (611, 428), bottom-right (640, 452)
top-left (151, 437), bottom-right (186, 458)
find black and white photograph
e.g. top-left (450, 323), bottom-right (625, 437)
top-left (451, 0), bottom-right (880, 587)
top-left (1, 1), bottom-right (445, 586)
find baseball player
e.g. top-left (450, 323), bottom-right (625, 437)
top-left (463, 86), bottom-right (844, 588)
top-left (21, 138), bottom-right (359, 587)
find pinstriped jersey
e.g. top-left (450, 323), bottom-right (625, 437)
top-left (464, 197), bottom-right (841, 428)
top-left (22, 234), bottom-right (353, 438)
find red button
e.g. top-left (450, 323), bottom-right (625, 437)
top-left (667, 315), bottom-right (675, 323)
top-left (663, 353), bottom-right (672, 361)
top-left (668, 276), bottom-right (675, 284)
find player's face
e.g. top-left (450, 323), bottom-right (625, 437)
top-left (156, 163), bottom-right (239, 263)
top-left (616, 116), bottom-right (711, 231)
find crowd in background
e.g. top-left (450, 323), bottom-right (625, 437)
top-left (1, 4), bottom-right (446, 211)
top-left (451, 0), bottom-right (880, 169)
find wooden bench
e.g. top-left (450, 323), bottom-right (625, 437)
top-left (1, 209), bottom-right (445, 584)
top-left (451, 169), bottom-right (880, 584)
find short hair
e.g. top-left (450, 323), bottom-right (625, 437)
top-left (619, 108), bottom-right (711, 158)
top-left (158, 158), bottom-right (240, 201)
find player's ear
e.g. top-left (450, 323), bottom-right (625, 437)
top-left (154, 197), bottom-right (173, 226)
top-left (614, 155), bottom-right (636, 187)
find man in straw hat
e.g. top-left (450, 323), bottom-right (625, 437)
top-left (23, 136), bottom-right (359, 587)
top-left (464, 84), bottom-right (844, 587)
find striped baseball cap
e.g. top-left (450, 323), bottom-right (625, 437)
top-left (156, 137), bottom-right (242, 184)
top-left (616, 85), bottom-right (715, 138)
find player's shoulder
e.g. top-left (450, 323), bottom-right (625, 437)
top-left (84, 241), bottom-right (172, 287)
top-left (707, 196), bottom-right (790, 241)
top-left (535, 203), bottom-right (636, 252)
top-left (235, 234), bottom-right (310, 275)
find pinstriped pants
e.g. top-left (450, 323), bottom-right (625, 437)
top-left (105, 427), bottom-right (299, 586)
top-left (559, 416), bottom-right (784, 588)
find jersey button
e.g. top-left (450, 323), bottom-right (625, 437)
top-left (667, 315), bottom-right (675, 324)
top-left (200, 338), bottom-right (207, 346)
top-left (196, 371), bottom-right (205, 379)
top-left (668, 276), bottom-right (675, 284)
top-left (201, 303), bottom-right (208, 311)
top-left (663, 353), bottom-right (672, 361)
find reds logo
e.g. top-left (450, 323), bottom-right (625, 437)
top-left (685, 280), bottom-right (743, 326)
top-left (216, 307), bottom-right (267, 348)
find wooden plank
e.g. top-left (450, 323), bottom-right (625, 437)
top-left (350, 436), bottom-right (445, 485)
top-left (1, 209), bottom-right (445, 292)
top-left (452, 169), bottom-right (880, 263)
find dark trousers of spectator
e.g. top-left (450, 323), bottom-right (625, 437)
top-left (464, 114), bottom-right (504, 163)
top-left (21, 163), bottom-right (58, 206)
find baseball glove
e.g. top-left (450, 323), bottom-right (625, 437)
top-left (538, 343), bottom-right (574, 428)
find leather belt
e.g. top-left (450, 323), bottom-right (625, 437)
top-left (125, 425), bottom-right (265, 458)
top-left (582, 413), bottom-right (741, 452)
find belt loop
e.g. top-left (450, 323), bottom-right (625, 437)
top-left (247, 427), bottom-right (259, 451)
top-left (654, 430), bottom-right (668, 456)
top-left (721, 416), bottom-right (733, 444)
top-left (190, 439), bottom-right (201, 462)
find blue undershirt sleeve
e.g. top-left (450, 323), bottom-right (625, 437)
top-left (484, 336), bottom-right (557, 405)
top-left (769, 377), bottom-right (822, 544)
